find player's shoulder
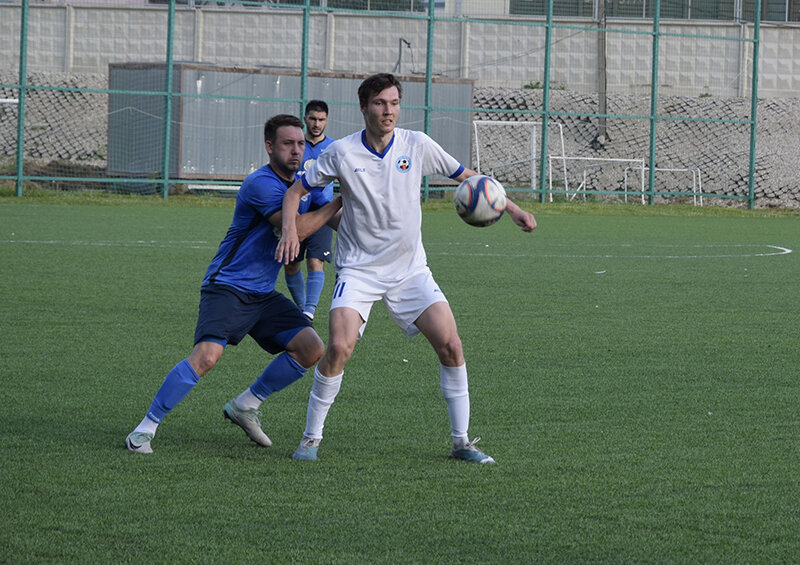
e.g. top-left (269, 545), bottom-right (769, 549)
top-left (395, 128), bottom-right (432, 144)
top-left (336, 130), bottom-right (363, 146)
top-left (243, 164), bottom-right (274, 182)
top-left (323, 131), bottom-right (361, 155)
top-left (241, 165), bottom-right (293, 194)
top-left (391, 128), bottom-right (436, 155)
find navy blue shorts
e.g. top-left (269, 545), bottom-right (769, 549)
top-left (291, 224), bottom-right (333, 264)
top-left (194, 284), bottom-right (312, 354)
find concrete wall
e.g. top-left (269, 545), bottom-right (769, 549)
top-left (2, 3), bottom-right (799, 97)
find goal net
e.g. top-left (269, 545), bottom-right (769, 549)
top-left (471, 120), bottom-right (568, 199)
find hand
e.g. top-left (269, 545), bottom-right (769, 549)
top-left (512, 210), bottom-right (537, 232)
top-left (505, 200), bottom-right (537, 232)
top-left (275, 230), bottom-right (300, 265)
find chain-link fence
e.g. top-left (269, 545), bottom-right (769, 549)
top-left (2, 0), bottom-right (792, 208)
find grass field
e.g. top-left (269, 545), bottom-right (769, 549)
top-left (1, 193), bottom-right (799, 563)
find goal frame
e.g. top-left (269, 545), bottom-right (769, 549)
top-left (471, 120), bottom-right (568, 201)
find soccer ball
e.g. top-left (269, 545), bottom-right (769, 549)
top-left (453, 175), bottom-right (507, 227)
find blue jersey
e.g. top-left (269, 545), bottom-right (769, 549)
top-left (202, 164), bottom-right (311, 294)
top-left (301, 135), bottom-right (335, 208)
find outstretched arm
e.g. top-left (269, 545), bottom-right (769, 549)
top-left (297, 197), bottom-right (342, 240)
top-left (504, 199), bottom-right (536, 232)
top-left (454, 169), bottom-right (537, 233)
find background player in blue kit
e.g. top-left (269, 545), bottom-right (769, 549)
top-left (284, 100), bottom-right (336, 322)
top-left (277, 74), bottom-right (537, 464)
top-left (125, 114), bottom-right (342, 454)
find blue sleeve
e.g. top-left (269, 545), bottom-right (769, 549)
top-left (240, 172), bottom-right (285, 219)
top-left (309, 183), bottom-right (334, 206)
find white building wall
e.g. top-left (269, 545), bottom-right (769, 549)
top-left (758, 23), bottom-right (800, 97)
top-left (1, 3), bottom-right (799, 98)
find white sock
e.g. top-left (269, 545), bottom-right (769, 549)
top-left (440, 363), bottom-right (470, 445)
top-left (134, 415), bottom-right (159, 437)
top-left (235, 387), bottom-right (262, 411)
top-left (303, 367), bottom-right (343, 440)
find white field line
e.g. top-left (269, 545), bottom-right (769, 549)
top-left (0, 239), bottom-right (217, 250)
top-left (0, 239), bottom-right (793, 258)
top-left (426, 243), bottom-right (793, 259)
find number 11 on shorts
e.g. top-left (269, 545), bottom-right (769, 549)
top-left (333, 281), bottom-right (346, 299)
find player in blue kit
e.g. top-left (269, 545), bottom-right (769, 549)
top-left (276, 74), bottom-right (537, 464)
top-left (283, 100), bottom-right (336, 322)
top-left (125, 114), bottom-right (342, 454)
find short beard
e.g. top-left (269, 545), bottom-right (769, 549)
top-left (271, 160), bottom-right (298, 183)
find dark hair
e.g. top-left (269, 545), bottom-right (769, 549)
top-left (264, 114), bottom-right (304, 144)
top-left (305, 100), bottom-right (329, 116)
top-left (357, 73), bottom-right (402, 108)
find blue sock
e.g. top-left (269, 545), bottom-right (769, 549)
top-left (147, 359), bottom-right (200, 423)
top-left (250, 352), bottom-right (307, 401)
top-left (304, 271), bottom-right (325, 315)
top-left (285, 270), bottom-right (306, 307)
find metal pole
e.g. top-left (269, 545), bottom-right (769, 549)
top-left (595, 0), bottom-right (608, 148)
top-left (422, 0), bottom-right (435, 202)
top-left (537, 0), bottom-right (554, 202)
top-left (647, 0), bottom-right (661, 205)
top-left (15, 0), bottom-right (30, 197)
top-left (300, 0), bottom-right (310, 116)
top-left (747, 0), bottom-right (762, 209)
top-left (161, 0), bottom-right (176, 199)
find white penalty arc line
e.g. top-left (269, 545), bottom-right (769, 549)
top-left (0, 240), bottom-right (794, 258)
top-left (428, 243), bottom-right (793, 259)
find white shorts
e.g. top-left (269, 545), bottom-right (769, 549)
top-left (330, 267), bottom-right (448, 338)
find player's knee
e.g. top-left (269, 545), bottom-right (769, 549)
top-left (288, 329), bottom-right (324, 368)
top-left (190, 350), bottom-right (220, 376)
top-left (297, 338), bottom-right (324, 368)
top-left (326, 335), bottom-right (356, 365)
top-left (436, 335), bottom-right (463, 366)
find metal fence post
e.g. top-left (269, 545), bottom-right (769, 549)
top-left (422, 0), bottom-right (435, 202)
top-left (300, 0), bottom-right (310, 117)
top-left (747, 2), bottom-right (761, 210)
top-left (647, 0), bottom-right (662, 205)
top-left (537, 0), bottom-right (554, 203)
top-left (15, 0), bottom-right (30, 197)
top-left (161, 0), bottom-right (176, 199)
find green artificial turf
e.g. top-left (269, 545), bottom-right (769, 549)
top-left (1, 194), bottom-right (798, 563)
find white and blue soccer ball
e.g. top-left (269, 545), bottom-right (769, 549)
top-left (453, 175), bottom-right (507, 227)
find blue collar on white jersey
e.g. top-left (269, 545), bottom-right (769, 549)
top-left (361, 130), bottom-right (395, 159)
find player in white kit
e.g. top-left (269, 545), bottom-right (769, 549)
top-left (277, 73), bottom-right (537, 463)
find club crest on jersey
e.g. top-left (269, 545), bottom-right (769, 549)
top-left (395, 156), bottom-right (412, 173)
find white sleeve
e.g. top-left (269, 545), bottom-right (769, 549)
top-left (303, 143), bottom-right (339, 189)
top-left (419, 133), bottom-right (463, 179)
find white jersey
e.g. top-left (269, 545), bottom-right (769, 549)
top-left (302, 128), bottom-right (464, 282)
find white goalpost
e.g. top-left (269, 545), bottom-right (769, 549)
top-left (472, 120), bottom-right (704, 205)
top-left (472, 120), bottom-right (568, 201)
